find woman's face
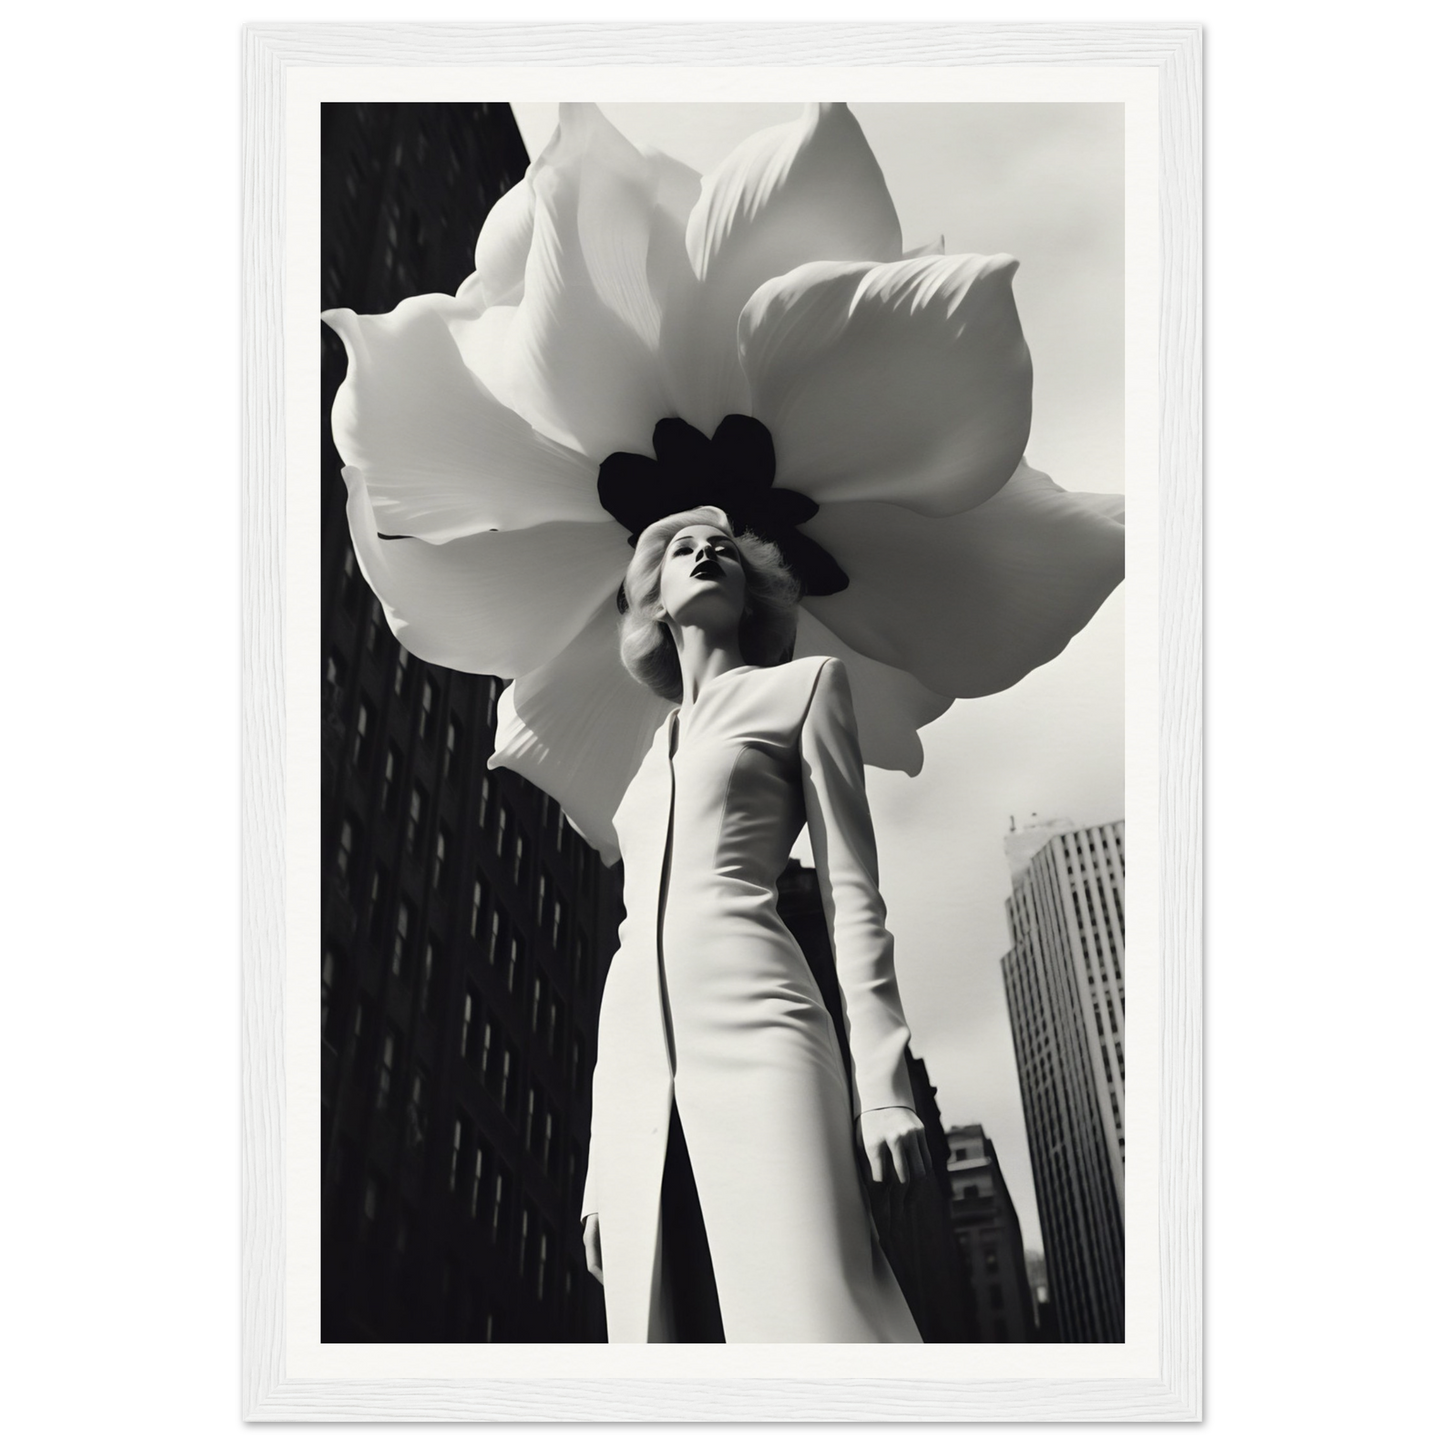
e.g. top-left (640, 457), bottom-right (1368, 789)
top-left (657, 525), bottom-right (748, 632)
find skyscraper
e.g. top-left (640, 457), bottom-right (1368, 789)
top-left (1000, 818), bottom-right (1126, 1343)
top-left (944, 1124), bottom-right (1037, 1342)
top-left (319, 103), bottom-right (619, 1343)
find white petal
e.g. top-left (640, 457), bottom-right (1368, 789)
top-left (490, 600), bottom-right (671, 866)
top-left (500, 104), bottom-right (693, 459)
top-left (661, 102), bottom-right (902, 436)
top-left (739, 253), bottom-right (1032, 516)
top-left (903, 235), bottom-right (944, 258)
top-left (793, 610), bottom-right (952, 775)
top-left (800, 461), bottom-right (1125, 698)
top-left (324, 294), bottom-right (604, 541)
top-left (473, 175), bottom-right (535, 307)
top-left (343, 466), bottom-right (631, 679)
top-left (447, 303), bottom-right (518, 411)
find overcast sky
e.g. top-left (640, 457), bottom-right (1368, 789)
top-left (512, 101), bottom-right (1125, 1255)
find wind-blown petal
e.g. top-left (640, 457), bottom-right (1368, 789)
top-left (661, 102), bottom-right (902, 436)
top-left (500, 104), bottom-right (694, 460)
top-left (738, 254), bottom-right (1032, 516)
top-left (793, 610), bottom-right (951, 776)
top-left (799, 461), bottom-right (1124, 698)
top-left (343, 466), bottom-right (631, 679)
top-left (471, 175), bottom-right (535, 307)
top-left (324, 294), bottom-right (603, 541)
top-left (490, 600), bottom-right (671, 866)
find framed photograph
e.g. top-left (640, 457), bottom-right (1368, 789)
top-left (242, 21), bottom-right (1201, 1422)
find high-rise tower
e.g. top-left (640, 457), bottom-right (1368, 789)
top-left (319, 104), bottom-right (619, 1343)
top-left (1000, 818), bottom-right (1125, 1342)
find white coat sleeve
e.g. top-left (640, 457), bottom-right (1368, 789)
top-left (799, 656), bottom-right (915, 1118)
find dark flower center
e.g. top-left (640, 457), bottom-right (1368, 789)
top-left (598, 415), bottom-right (849, 604)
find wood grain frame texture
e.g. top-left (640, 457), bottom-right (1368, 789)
top-left (241, 21), bottom-right (1201, 1422)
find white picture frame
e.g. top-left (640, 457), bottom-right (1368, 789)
top-left (242, 20), bottom-right (1201, 1422)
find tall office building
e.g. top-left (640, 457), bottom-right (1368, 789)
top-left (319, 103), bottom-right (619, 1342)
top-left (944, 1124), bottom-right (1036, 1342)
top-left (1000, 818), bottom-right (1126, 1343)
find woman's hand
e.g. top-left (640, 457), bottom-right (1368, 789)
top-left (582, 1212), bottom-right (603, 1285)
top-left (856, 1106), bottom-right (932, 1190)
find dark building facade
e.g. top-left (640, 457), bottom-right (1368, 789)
top-left (775, 861), bottom-right (976, 1342)
top-left (319, 103), bottom-right (619, 1343)
top-left (944, 1124), bottom-right (1036, 1342)
top-left (1000, 818), bottom-right (1126, 1343)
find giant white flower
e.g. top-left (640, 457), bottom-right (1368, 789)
top-left (325, 103), bottom-right (1124, 863)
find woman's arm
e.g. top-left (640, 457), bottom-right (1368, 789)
top-left (799, 657), bottom-right (930, 1184)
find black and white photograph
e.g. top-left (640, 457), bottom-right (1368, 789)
top-left (239, 16), bottom-right (1208, 1427)
top-left (317, 96), bottom-right (1128, 1349)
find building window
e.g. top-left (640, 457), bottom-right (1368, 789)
top-left (542, 1109), bottom-right (556, 1175)
top-left (512, 832), bottom-right (528, 887)
top-left (530, 976), bottom-right (544, 1034)
top-left (507, 935), bottom-right (526, 996)
top-left (321, 946), bottom-right (337, 1043)
top-left (497, 1045), bottom-right (515, 1113)
top-left (381, 743), bottom-right (401, 817)
top-left (551, 900), bottom-right (564, 952)
top-left (470, 876), bottom-right (486, 938)
top-left (391, 900), bottom-right (411, 977)
top-left (406, 783), bottom-right (427, 856)
top-left (524, 1086), bottom-right (537, 1155)
top-left (495, 802), bottom-right (510, 858)
top-left (460, 991), bottom-right (475, 1062)
top-left (361, 1172), bottom-right (383, 1239)
top-left (536, 873), bottom-right (551, 930)
top-left (432, 825), bottom-right (450, 891)
top-left (376, 1030), bottom-right (397, 1108)
top-left (488, 910), bottom-right (504, 968)
top-left (419, 677), bottom-right (436, 742)
top-left (489, 1167), bottom-right (510, 1245)
top-left (335, 816), bottom-right (356, 885)
top-left (365, 597), bottom-right (384, 653)
top-left (518, 1204), bottom-right (532, 1276)
top-left (368, 863), bottom-right (389, 938)
top-left (449, 1113), bottom-right (468, 1193)
top-left (985, 1246), bottom-right (999, 1274)
top-left (444, 715), bottom-right (460, 779)
top-left (420, 938), bottom-right (438, 1018)
top-left (477, 772), bottom-right (491, 831)
top-left (405, 1068), bottom-right (429, 1150)
top-left (536, 1227), bottom-right (552, 1302)
top-left (485, 676), bottom-right (498, 730)
top-left (468, 1142), bottom-right (488, 1220)
top-left (340, 546), bottom-right (360, 611)
top-left (393, 646), bottom-right (410, 698)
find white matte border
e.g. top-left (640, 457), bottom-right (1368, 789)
top-left (242, 21), bottom-right (1200, 1423)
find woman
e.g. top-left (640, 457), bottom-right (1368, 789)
top-left (579, 504), bottom-right (931, 1344)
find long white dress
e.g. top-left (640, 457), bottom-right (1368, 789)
top-left (581, 654), bottom-right (922, 1343)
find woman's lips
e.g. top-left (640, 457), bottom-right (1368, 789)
top-left (691, 560), bottom-right (723, 580)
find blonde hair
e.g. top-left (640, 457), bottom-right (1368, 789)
top-left (619, 506), bottom-right (801, 702)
